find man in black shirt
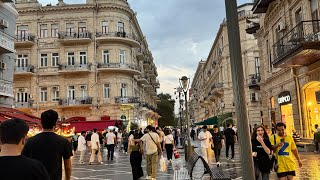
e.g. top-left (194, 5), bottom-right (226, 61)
top-left (224, 123), bottom-right (237, 161)
top-left (22, 110), bottom-right (73, 180)
top-left (0, 118), bottom-right (49, 180)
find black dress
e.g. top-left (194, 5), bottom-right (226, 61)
top-left (130, 142), bottom-right (143, 180)
top-left (251, 138), bottom-right (272, 174)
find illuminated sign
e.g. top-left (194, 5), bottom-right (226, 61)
top-left (278, 91), bottom-right (291, 105)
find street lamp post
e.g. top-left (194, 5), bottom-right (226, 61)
top-left (175, 87), bottom-right (184, 146)
top-left (224, 0), bottom-right (255, 179)
top-left (180, 76), bottom-right (191, 161)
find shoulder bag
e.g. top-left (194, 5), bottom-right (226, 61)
top-left (148, 133), bottom-right (161, 155)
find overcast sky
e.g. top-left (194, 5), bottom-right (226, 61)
top-left (38, 0), bottom-right (250, 112)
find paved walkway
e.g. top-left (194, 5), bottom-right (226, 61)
top-left (70, 141), bottom-right (320, 180)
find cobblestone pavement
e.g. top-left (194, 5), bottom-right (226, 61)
top-left (71, 142), bottom-right (320, 180)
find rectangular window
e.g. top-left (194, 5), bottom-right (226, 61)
top-left (79, 52), bottom-right (87, 65)
top-left (51, 24), bottom-right (59, 37)
top-left (17, 55), bottom-right (28, 67)
top-left (78, 22), bottom-right (86, 33)
top-left (40, 87), bottom-right (48, 102)
top-left (52, 53), bottom-right (59, 67)
top-left (80, 85), bottom-right (87, 99)
top-left (40, 24), bottom-right (48, 38)
top-left (254, 57), bottom-right (260, 75)
top-left (66, 23), bottom-right (74, 36)
top-left (120, 83), bottom-right (127, 97)
top-left (102, 21), bottom-right (109, 34)
top-left (295, 8), bottom-right (303, 25)
top-left (266, 40), bottom-right (272, 72)
top-left (16, 92), bottom-right (28, 102)
top-left (67, 52), bottom-right (75, 65)
top-left (103, 50), bottom-right (110, 64)
top-left (52, 86), bottom-right (60, 101)
top-left (118, 22), bottom-right (124, 32)
top-left (119, 50), bottom-right (125, 64)
top-left (68, 86), bottom-right (75, 100)
top-left (17, 25), bottom-right (29, 41)
top-left (104, 84), bottom-right (110, 98)
top-left (40, 54), bottom-right (48, 67)
top-left (311, 0), bottom-right (319, 33)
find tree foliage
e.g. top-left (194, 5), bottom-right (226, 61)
top-left (157, 93), bottom-right (176, 127)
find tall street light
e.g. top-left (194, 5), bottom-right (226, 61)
top-left (174, 87), bottom-right (185, 147)
top-left (224, 0), bottom-right (255, 179)
top-left (180, 76), bottom-right (191, 161)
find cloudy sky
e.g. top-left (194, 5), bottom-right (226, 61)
top-left (39, 0), bottom-right (250, 111)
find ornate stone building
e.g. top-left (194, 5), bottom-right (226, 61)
top-left (253, 0), bottom-right (320, 137)
top-left (14, 0), bottom-right (160, 129)
top-left (190, 3), bottom-right (264, 126)
top-left (0, 0), bottom-right (17, 107)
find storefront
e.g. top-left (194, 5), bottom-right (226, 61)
top-left (278, 91), bottom-right (295, 135)
top-left (303, 81), bottom-right (320, 137)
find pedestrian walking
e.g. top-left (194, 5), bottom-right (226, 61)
top-left (190, 128), bottom-right (195, 141)
top-left (156, 127), bottom-right (164, 151)
top-left (219, 125), bottom-right (224, 134)
top-left (163, 129), bottom-right (175, 163)
top-left (251, 125), bottom-right (272, 180)
top-left (22, 109), bottom-right (73, 180)
top-left (139, 125), bottom-right (162, 180)
top-left (198, 125), bottom-right (212, 163)
top-left (129, 131), bottom-right (144, 180)
top-left (85, 131), bottom-right (92, 154)
top-left (114, 130), bottom-right (118, 147)
top-left (224, 123), bottom-right (237, 161)
top-left (122, 130), bottom-right (129, 154)
top-left (78, 131), bottom-right (87, 164)
top-left (98, 131), bottom-right (104, 155)
top-left (0, 118), bottom-right (50, 180)
top-left (106, 129), bottom-right (116, 160)
top-left (210, 125), bottom-right (224, 167)
top-left (270, 122), bottom-right (302, 180)
top-left (72, 132), bottom-right (79, 152)
top-left (173, 128), bottom-right (179, 146)
top-left (89, 129), bottom-right (103, 165)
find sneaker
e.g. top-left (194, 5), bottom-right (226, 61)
top-left (314, 150), bottom-right (318, 153)
top-left (217, 161), bottom-right (220, 167)
top-left (146, 176), bottom-right (152, 179)
top-left (88, 162), bottom-right (93, 165)
top-left (123, 150), bottom-right (125, 153)
top-left (125, 152), bottom-right (128, 154)
top-left (79, 161), bottom-right (84, 164)
top-left (226, 157), bottom-right (230, 161)
top-left (100, 162), bottom-right (104, 164)
top-left (151, 178), bottom-right (156, 180)
top-left (231, 158), bottom-right (235, 162)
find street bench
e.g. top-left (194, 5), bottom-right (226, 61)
top-left (174, 151), bottom-right (230, 180)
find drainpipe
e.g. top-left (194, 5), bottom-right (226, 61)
top-left (291, 67), bottom-right (304, 137)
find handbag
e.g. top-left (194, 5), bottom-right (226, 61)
top-left (270, 134), bottom-right (278, 172)
top-left (173, 148), bottom-right (180, 159)
top-left (160, 155), bottom-right (167, 172)
top-left (148, 133), bottom-right (161, 155)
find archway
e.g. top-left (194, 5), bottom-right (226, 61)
top-left (302, 81), bottom-right (320, 137)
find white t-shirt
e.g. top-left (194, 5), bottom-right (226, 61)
top-left (140, 132), bottom-right (160, 155)
top-left (117, 132), bottom-right (122, 141)
top-left (106, 132), bottom-right (116, 145)
top-left (219, 126), bottom-right (224, 132)
top-left (198, 131), bottom-right (212, 148)
top-left (77, 135), bottom-right (86, 151)
top-left (91, 133), bottom-right (100, 150)
top-left (164, 134), bottom-right (174, 144)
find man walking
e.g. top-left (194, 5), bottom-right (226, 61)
top-left (210, 125), bottom-right (224, 167)
top-left (224, 123), bottom-right (237, 161)
top-left (22, 109), bottom-right (73, 180)
top-left (0, 118), bottom-right (50, 180)
top-left (198, 125), bottom-right (212, 163)
top-left (78, 131), bottom-right (86, 164)
top-left (156, 127), bottom-right (164, 150)
top-left (89, 128), bottom-right (103, 164)
top-left (122, 129), bottom-right (129, 154)
top-left (270, 122), bottom-right (302, 180)
top-left (72, 132), bottom-right (79, 152)
top-left (106, 129), bottom-right (116, 160)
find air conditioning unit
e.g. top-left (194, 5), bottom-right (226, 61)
top-left (52, 86), bottom-right (59, 91)
top-left (250, 93), bottom-right (258, 102)
top-left (0, 62), bottom-right (6, 70)
top-left (80, 85), bottom-right (87, 90)
top-left (251, 78), bottom-right (258, 85)
top-left (0, 19), bottom-right (8, 28)
top-left (18, 88), bottom-right (25, 92)
top-left (278, 21), bottom-right (286, 32)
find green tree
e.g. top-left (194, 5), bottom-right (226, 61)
top-left (130, 122), bottom-right (139, 130)
top-left (157, 93), bottom-right (176, 127)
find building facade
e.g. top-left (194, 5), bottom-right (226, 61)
top-left (14, 0), bottom-right (160, 128)
top-left (190, 3), bottom-right (264, 126)
top-left (0, 0), bottom-right (17, 107)
top-left (253, 0), bottom-right (320, 137)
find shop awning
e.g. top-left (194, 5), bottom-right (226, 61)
top-left (0, 107), bottom-right (40, 124)
top-left (69, 120), bottom-right (117, 132)
top-left (195, 112), bottom-right (233, 126)
top-left (64, 116), bottom-right (86, 123)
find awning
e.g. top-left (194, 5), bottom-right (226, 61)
top-left (0, 115), bottom-right (9, 122)
top-left (0, 112), bottom-right (40, 124)
top-left (195, 112), bottom-right (233, 126)
top-left (69, 120), bottom-right (117, 132)
top-left (64, 116), bottom-right (86, 123)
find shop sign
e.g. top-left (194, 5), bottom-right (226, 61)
top-left (278, 91), bottom-right (291, 105)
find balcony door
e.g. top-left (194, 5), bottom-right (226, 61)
top-left (80, 85), bottom-right (87, 99)
top-left (118, 22), bottom-right (124, 33)
top-left (66, 23), bottom-right (74, 37)
top-left (311, 0), bottom-right (320, 33)
top-left (68, 86), bottom-right (75, 105)
top-left (17, 25), bottom-right (29, 40)
top-left (120, 83), bottom-right (127, 97)
top-left (17, 55), bottom-right (28, 68)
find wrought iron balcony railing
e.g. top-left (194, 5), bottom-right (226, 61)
top-left (97, 63), bottom-right (140, 71)
top-left (58, 63), bottom-right (90, 71)
top-left (96, 31), bottom-right (139, 42)
top-left (58, 97), bottom-right (93, 106)
top-left (15, 66), bottom-right (34, 73)
top-left (15, 100), bottom-right (33, 108)
top-left (115, 96), bottom-right (140, 104)
top-left (16, 34), bottom-right (35, 42)
top-left (273, 20), bottom-right (320, 65)
top-left (248, 74), bottom-right (261, 85)
top-left (58, 31), bottom-right (92, 39)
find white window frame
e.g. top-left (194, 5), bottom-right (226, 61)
top-left (80, 85), bottom-right (87, 99)
top-left (68, 86), bottom-right (75, 100)
top-left (66, 23), bottom-right (74, 36)
top-left (17, 55), bottom-right (28, 67)
top-left (52, 86), bottom-right (59, 102)
top-left (119, 50), bottom-right (125, 64)
top-left (40, 87), bottom-right (48, 102)
top-left (120, 83), bottom-right (127, 97)
top-left (103, 50), bottom-right (110, 64)
top-left (40, 54), bottom-right (48, 67)
top-left (16, 92), bottom-right (28, 102)
top-left (52, 53), bottom-right (59, 67)
top-left (40, 24), bottom-right (48, 38)
top-left (67, 52), bottom-right (75, 66)
top-left (255, 57), bottom-right (260, 75)
top-left (79, 52), bottom-right (87, 65)
top-left (102, 21), bottom-right (109, 34)
top-left (103, 84), bottom-right (110, 99)
top-left (117, 22), bottom-right (124, 32)
top-left (17, 25), bottom-right (29, 40)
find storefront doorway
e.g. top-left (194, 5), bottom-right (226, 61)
top-left (278, 91), bottom-right (295, 136)
top-left (303, 81), bottom-right (320, 137)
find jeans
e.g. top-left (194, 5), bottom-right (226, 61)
top-left (107, 144), bottom-right (115, 160)
top-left (226, 142), bottom-right (235, 159)
top-left (213, 147), bottom-right (221, 162)
top-left (146, 152), bottom-right (158, 178)
top-left (165, 144), bottom-right (173, 160)
top-left (254, 162), bottom-right (270, 180)
top-left (123, 141), bottom-right (128, 153)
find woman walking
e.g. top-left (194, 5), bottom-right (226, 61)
top-left (128, 131), bottom-right (144, 180)
top-left (251, 125), bottom-right (272, 180)
top-left (211, 125), bottom-right (224, 167)
top-left (163, 129), bottom-right (175, 163)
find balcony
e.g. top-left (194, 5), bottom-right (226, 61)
top-left (246, 21), bottom-right (260, 34)
top-left (96, 32), bottom-right (140, 48)
top-left (58, 64), bottom-right (90, 74)
top-left (15, 34), bottom-right (35, 47)
top-left (115, 96), bottom-right (139, 104)
top-left (141, 102), bottom-right (156, 111)
top-left (58, 32), bottom-right (92, 44)
top-left (0, 79), bottom-right (13, 97)
top-left (137, 75), bottom-right (149, 85)
top-left (97, 63), bottom-right (141, 75)
top-left (248, 74), bottom-right (261, 90)
top-left (136, 48), bottom-right (144, 61)
top-left (211, 82), bottom-right (224, 96)
top-left (15, 100), bottom-right (33, 108)
top-left (0, 31), bottom-right (15, 53)
top-left (252, 0), bottom-right (275, 14)
top-left (273, 21), bottom-right (320, 67)
top-left (58, 97), bottom-right (93, 106)
top-left (14, 66), bottom-right (34, 76)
